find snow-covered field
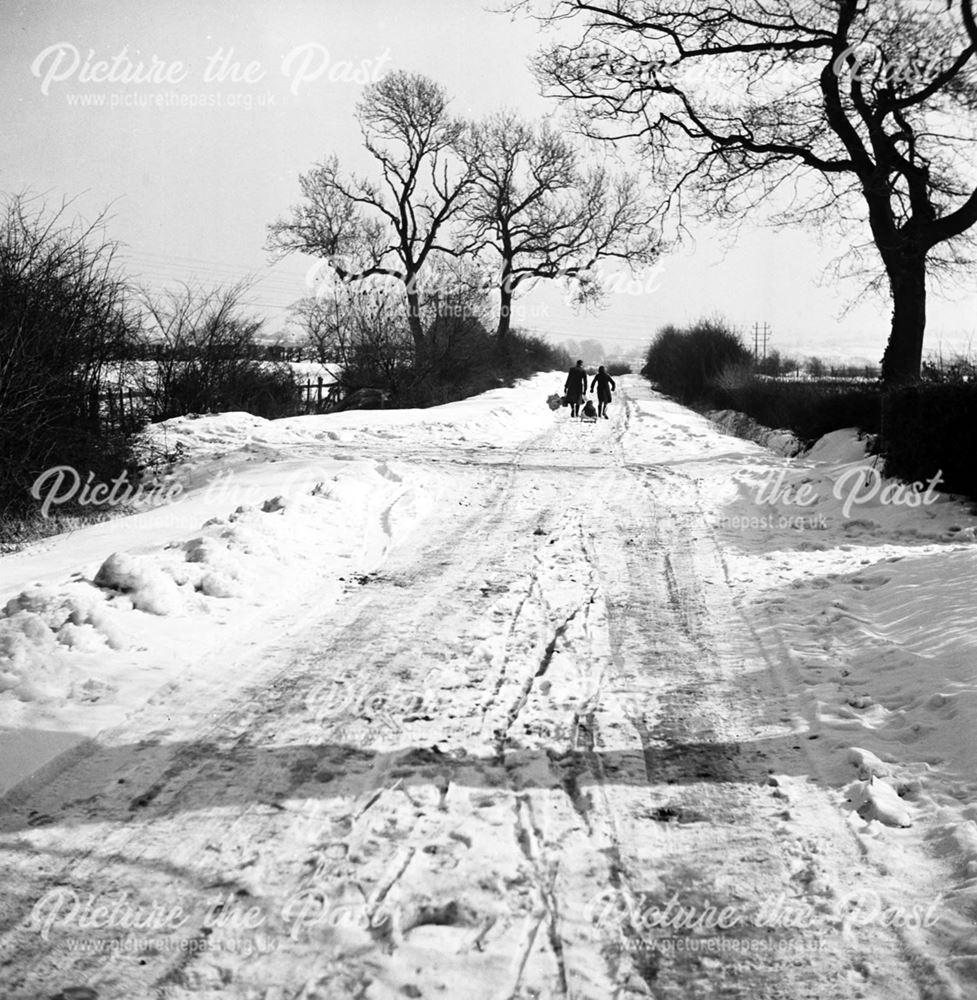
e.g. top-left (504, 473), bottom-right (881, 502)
top-left (1, 374), bottom-right (976, 999)
top-left (102, 360), bottom-right (338, 390)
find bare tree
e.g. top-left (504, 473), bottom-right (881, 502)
top-left (289, 283), bottom-right (410, 373)
top-left (965, 0), bottom-right (977, 47)
top-left (289, 280), bottom-right (416, 404)
top-left (521, 0), bottom-right (977, 383)
top-left (0, 192), bottom-right (140, 515)
top-left (413, 253), bottom-right (492, 329)
top-left (806, 356), bottom-right (827, 379)
top-left (463, 110), bottom-right (659, 337)
top-left (289, 295), bottom-right (346, 370)
top-left (137, 280), bottom-right (295, 419)
top-left (267, 72), bottom-right (475, 350)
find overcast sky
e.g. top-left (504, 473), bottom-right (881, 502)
top-left (3, 0), bottom-right (976, 363)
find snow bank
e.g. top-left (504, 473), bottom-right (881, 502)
top-left (0, 584), bottom-right (124, 707)
top-left (706, 408), bottom-right (803, 456)
top-left (708, 411), bottom-right (977, 938)
top-left (0, 465), bottom-right (431, 792)
top-left (0, 492), bottom-right (335, 731)
top-left (142, 372), bottom-right (560, 476)
top-left (0, 374), bottom-right (557, 793)
top-left (805, 427), bottom-right (876, 465)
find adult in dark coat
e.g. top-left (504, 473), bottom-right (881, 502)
top-left (590, 365), bottom-right (616, 419)
top-left (564, 359), bottom-right (588, 417)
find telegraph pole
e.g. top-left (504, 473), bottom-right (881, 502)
top-left (753, 322), bottom-right (772, 364)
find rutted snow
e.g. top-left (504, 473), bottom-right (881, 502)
top-left (1, 374), bottom-right (977, 996)
top-left (0, 375), bottom-right (564, 792)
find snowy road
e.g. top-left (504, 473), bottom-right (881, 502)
top-left (2, 377), bottom-right (976, 999)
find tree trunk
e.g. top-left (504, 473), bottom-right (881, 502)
top-left (880, 253), bottom-right (927, 385)
top-left (497, 261), bottom-right (514, 339)
top-left (497, 285), bottom-right (513, 339)
top-left (406, 286), bottom-right (424, 350)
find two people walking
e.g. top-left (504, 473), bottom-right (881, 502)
top-left (564, 360), bottom-right (616, 419)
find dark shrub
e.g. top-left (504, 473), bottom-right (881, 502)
top-left (396, 322), bottom-right (570, 408)
top-left (496, 329), bottom-right (571, 380)
top-left (642, 318), bottom-right (752, 403)
top-left (605, 361), bottom-right (633, 376)
top-left (163, 362), bottom-right (299, 419)
top-left (0, 194), bottom-right (142, 519)
top-left (881, 383), bottom-right (977, 498)
top-left (714, 380), bottom-right (883, 443)
top-left (921, 353), bottom-right (977, 384)
top-left (139, 282), bottom-right (301, 420)
top-left (640, 317), bottom-right (883, 445)
top-left (397, 315), bottom-right (497, 407)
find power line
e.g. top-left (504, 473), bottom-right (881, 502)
top-left (122, 259), bottom-right (307, 296)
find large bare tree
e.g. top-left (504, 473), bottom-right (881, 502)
top-left (965, 0), bottom-right (977, 48)
top-left (520, 0), bottom-right (977, 382)
top-left (464, 110), bottom-right (659, 337)
top-left (267, 71), bottom-right (474, 349)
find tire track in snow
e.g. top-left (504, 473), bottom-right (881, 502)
top-left (478, 497), bottom-right (645, 998)
top-left (586, 448), bottom-right (940, 999)
top-left (0, 382), bottom-right (958, 1000)
top-left (0, 462), bottom-right (528, 997)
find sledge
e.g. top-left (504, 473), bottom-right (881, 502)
top-left (579, 398), bottom-right (599, 423)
